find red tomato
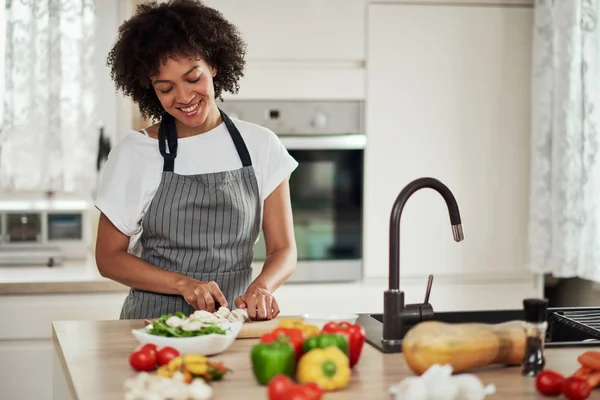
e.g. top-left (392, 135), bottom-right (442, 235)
top-left (129, 350), bottom-right (156, 371)
top-left (156, 346), bottom-right (180, 366)
top-left (536, 370), bottom-right (565, 396)
top-left (298, 383), bottom-right (323, 400)
top-left (268, 375), bottom-right (294, 400)
top-left (268, 375), bottom-right (322, 400)
top-left (137, 343), bottom-right (157, 357)
top-left (284, 385), bottom-right (323, 400)
top-left (562, 376), bottom-right (592, 400)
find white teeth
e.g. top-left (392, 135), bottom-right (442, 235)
top-left (181, 102), bottom-right (199, 113)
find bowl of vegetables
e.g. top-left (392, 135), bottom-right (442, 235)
top-left (132, 312), bottom-right (243, 355)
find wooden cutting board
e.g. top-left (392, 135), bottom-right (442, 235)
top-left (237, 315), bottom-right (300, 339)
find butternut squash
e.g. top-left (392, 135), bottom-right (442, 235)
top-left (401, 320), bottom-right (527, 375)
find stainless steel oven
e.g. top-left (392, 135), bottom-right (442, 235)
top-left (218, 100), bottom-right (364, 283)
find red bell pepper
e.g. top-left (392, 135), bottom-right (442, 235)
top-left (261, 327), bottom-right (304, 361)
top-left (268, 374), bottom-right (323, 400)
top-left (322, 321), bottom-right (366, 368)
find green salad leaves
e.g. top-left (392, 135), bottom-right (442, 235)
top-left (146, 312), bottom-right (228, 338)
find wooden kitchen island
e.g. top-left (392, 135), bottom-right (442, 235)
top-left (52, 319), bottom-right (596, 400)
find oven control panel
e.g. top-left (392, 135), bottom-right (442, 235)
top-left (217, 100), bottom-right (364, 136)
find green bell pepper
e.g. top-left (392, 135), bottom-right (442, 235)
top-left (302, 333), bottom-right (349, 357)
top-left (250, 339), bottom-right (296, 385)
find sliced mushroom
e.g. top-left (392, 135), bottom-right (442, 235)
top-left (214, 306), bottom-right (231, 320)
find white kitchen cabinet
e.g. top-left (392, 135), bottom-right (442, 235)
top-left (201, 0), bottom-right (365, 62)
top-left (221, 64), bottom-right (365, 101)
top-left (364, 3), bottom-right (535, 281)
top-left (53, 345), bottom-right (76, 400)
top-left (127, 0), bottom-right (366, 62)
top-left (0, 292), bottom-right (128, 340)
top-left (0, 292), bottom-right (128, 400)
top-left (2, 340), bottom-right (54, 400)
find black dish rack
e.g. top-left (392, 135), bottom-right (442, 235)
top-left (547, 307), bottom-right (600, 347)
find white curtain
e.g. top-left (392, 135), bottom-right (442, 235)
top-left (529, 0), bottom-right (600, 281)
top-left (1, 0), bottom-right (98, 194)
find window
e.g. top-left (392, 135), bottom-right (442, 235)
top-left (1, 0), bottom-right (98, 193)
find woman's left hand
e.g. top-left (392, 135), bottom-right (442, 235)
top-left (234, 285), bottom-right (280, 320)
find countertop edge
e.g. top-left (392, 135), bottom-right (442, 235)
top-left (52, 322), bottom-right (81, 400)
top-left (0, 280), bottom-right (129, 295)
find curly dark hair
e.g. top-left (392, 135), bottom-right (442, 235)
top-left (107, 0), bottom-right (246, 122)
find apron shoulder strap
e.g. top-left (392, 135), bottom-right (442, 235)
top-left (157, 109), bottom-right (253, 171)
top-left (158, 113), bottom-right (178, 172)
top-left (219, 109), bottom-right (252, 167)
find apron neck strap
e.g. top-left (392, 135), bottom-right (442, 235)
top-left (158, 113), bottom-right (177, 172)
top-left (219, 109), bottom-right (252, 167)
top-left (157, 109), bottom-right (253, 172)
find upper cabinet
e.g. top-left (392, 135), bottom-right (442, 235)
top-left (201, 0), bottom-right (366, 62)
top-left (363, 3), bottom-right (534, 279)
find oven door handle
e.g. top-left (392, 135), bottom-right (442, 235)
top-left (278, 134), bottom-right (366, 150)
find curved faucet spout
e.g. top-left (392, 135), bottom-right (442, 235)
top-left (389, 177), bottom-right (464, 291)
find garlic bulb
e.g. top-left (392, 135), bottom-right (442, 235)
top-left (389, 376), bottom-right (428, 400)
top-left (123, 374), bottom-right (213, 400)
top-left (389, 364), bottom-right (496, 400)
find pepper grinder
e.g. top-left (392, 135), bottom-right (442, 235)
top-left (521, 298), bottom-right (549, 377)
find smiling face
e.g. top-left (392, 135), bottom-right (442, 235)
top-left (151, 56), bottom-right (220, 134)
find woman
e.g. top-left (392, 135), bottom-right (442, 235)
top-left (94, 0), bottom-right (298, 321)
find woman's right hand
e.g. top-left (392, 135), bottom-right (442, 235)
top-left (177, 278), bottom-right (228, 312)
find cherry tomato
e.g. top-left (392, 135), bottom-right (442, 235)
top-left (268, 375), bottom-right (294, 400)
top-left (562, 376), bottom-right (592, 400)
top-left (268, 375), bottom-right (322, 400)
top-left (156, 346), bottom-right (180, 366)
top-left (536, 370), bottom-right (565, 396)
top-left (285, 385), bottom-right (323, 400)
top-left (137, 343), bottom-right (157, 357)
top-left (129, 349), bottom-right (156, 371)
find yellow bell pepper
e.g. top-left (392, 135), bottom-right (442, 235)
top-left (296, 347), bottom-right (351, 391)
top-left (278, 318), bottom-right (304, 329)
top-left (301, 324), bottom-right (322, 339)
top-left (277, 319), bottom-right (321, 339)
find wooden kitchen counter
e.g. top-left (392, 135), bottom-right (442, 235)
top-left (52, 319), bottom-right (596, 400)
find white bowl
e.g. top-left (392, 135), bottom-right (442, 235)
top-left (301, 313), bottom-right (359, 329)
top-left (131, 321), bottom-right (242, 355)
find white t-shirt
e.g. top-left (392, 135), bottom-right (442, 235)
top-left (94, 118), bottom-right (298, 250)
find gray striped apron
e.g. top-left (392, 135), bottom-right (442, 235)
top-left (120, 110), bottom-right (261, 319)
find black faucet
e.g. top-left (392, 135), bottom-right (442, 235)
top-left (382, 177), bottom-right (464, 348)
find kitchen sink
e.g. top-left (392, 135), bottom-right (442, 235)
top-left (358, 306), bottom-right (600, 353)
